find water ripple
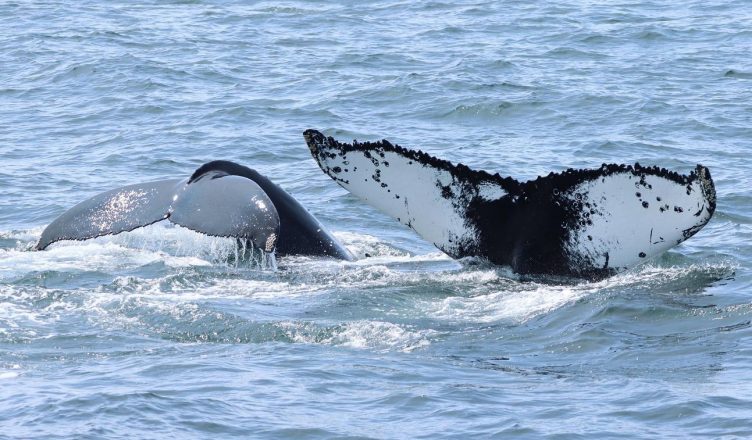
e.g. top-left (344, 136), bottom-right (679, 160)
top-left (2, 0), bottom-right (752, 437)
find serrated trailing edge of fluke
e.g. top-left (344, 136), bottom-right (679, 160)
top-left (303, 129), bottom-right (714, 198)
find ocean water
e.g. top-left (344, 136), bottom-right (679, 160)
top-left (1, 0), bottom-right (751, 438)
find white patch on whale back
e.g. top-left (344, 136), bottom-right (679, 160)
top-left (563, 170), bottom-right (713, 271)
top-left (478, 182), bottom-right (507, 201)
top-left (312, 146), bottom-right (506, 257)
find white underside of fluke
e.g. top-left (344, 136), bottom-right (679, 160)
top-left (317, 148), bottom-right (505, 256)
top-left (562, 170), bottom-right (713, 271)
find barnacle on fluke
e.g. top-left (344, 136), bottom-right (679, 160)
top-left (305, 129), bottom-right (716, 279)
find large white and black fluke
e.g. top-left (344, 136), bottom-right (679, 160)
top-left (304, 129), bottom-right (716, 278)
top-left (37, 160), bottom-right (353, 261)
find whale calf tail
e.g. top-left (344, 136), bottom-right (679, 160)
top-left (305, 129), bottom-right (715, 278)
top-left (37, 160), bottom-right (353, 261)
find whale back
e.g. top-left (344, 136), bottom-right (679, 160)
top-left (181, 160), bottom-right (353, 260)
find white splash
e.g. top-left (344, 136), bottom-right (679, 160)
top-left (281, 320), bottom-right (437, 352)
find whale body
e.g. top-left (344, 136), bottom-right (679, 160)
top-left (37, 160), bottom-right (354, 261)
top-left (304, 129), bottom-right (716, 278)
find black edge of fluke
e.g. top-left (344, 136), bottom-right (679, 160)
top-left (304, 129), bottom-right (717, 196)
top-left (36, 216), bottom-right (168, 251)
top-left (304, 129), bottom-right (524, 193)
top-left (304, 129), bottom-right (717, 279)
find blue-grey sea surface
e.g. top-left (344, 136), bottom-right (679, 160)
top-left (1, 1), bottom-right (751, 438)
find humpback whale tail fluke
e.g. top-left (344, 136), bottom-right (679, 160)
top-left (36, 160), bottom-right (354, 263)
top-left (36, 163), bottom-right (280, 253)
top-left (304, 129), bottom-right (715, 278)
